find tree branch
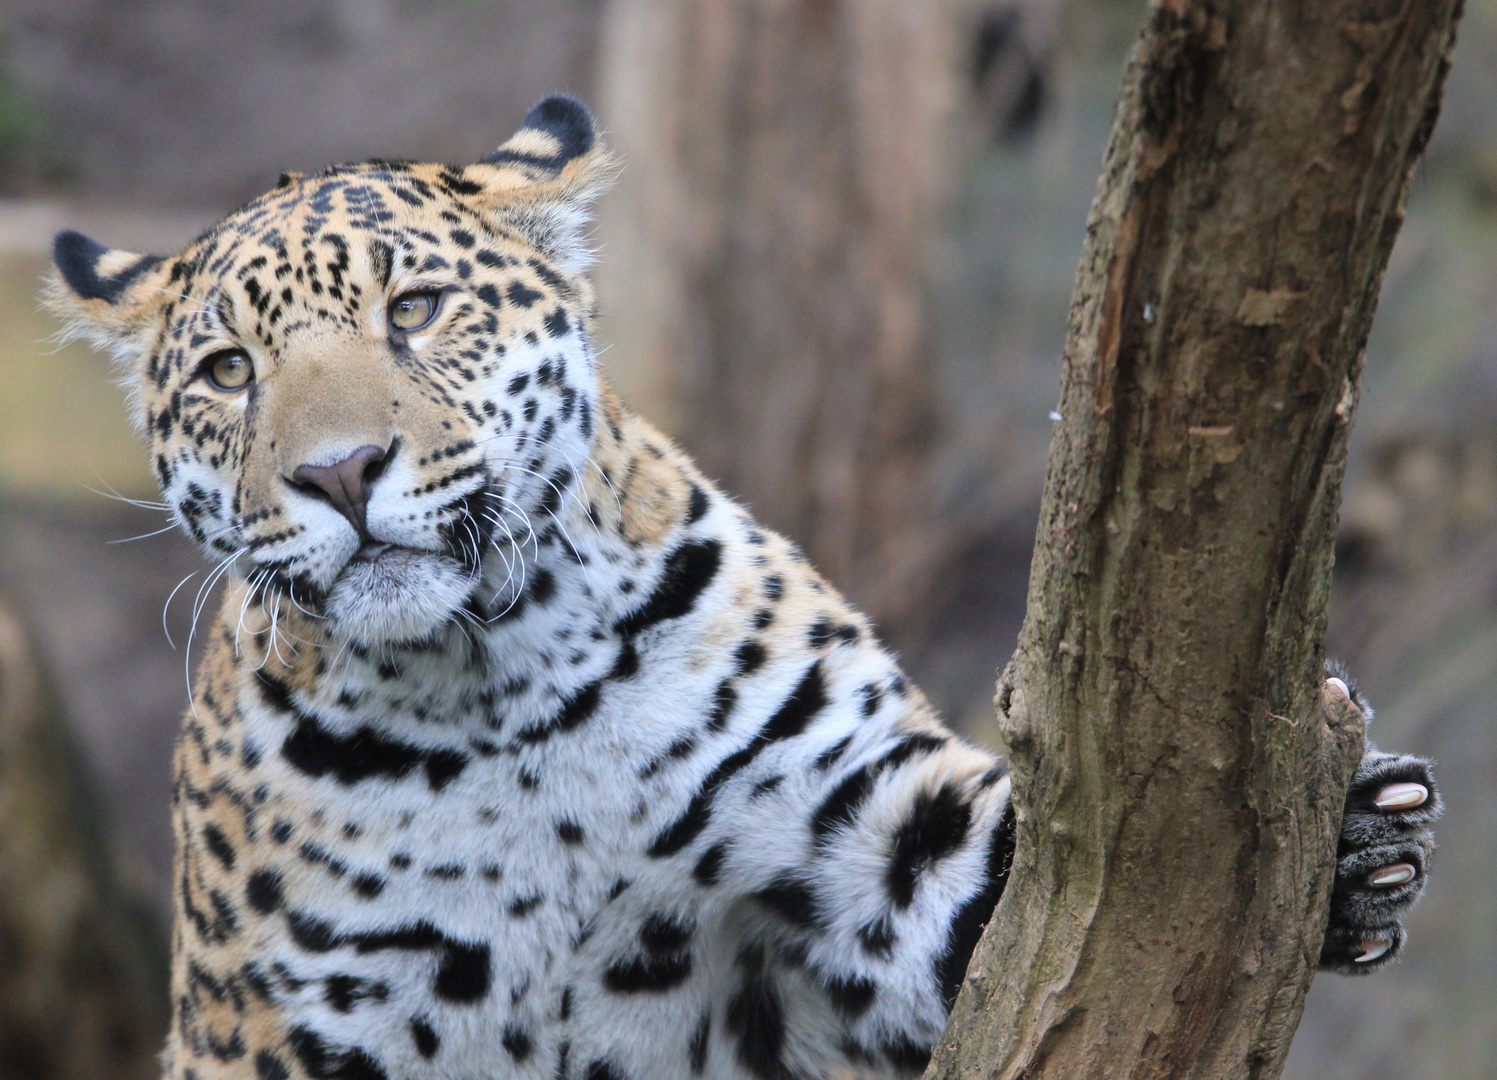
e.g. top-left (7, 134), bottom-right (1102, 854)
top-left (927, 1), bottom-right (1462, 1077)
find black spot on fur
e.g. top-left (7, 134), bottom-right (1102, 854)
top-left (529, 567), bottom-right (556, 605)
top-left (883, 1036), bottom-right (933, 1075)
top-left (856, 917), bottom-right (896, 958)
top-left (734, 641), bottom-right (767, 675)
top-left (423, 750), bottom-right (468, 791)
top-left (646, 793), bottom-right (712, 858)
top-left (509, 894), bottom-right (543, 917)
top-left (811, 762), bottom-right (878, 843)
top-left (689, 1010), bottom-right (711, 1074)
top-left (351, 873), bottom-right (386, 899)
top-left (288, 1026), bottom-right (388, 1080)
top-left (502, 1026), bottom-right (534, 1062)
top-left (584, 1060), bottom-right (629, 1080)
top-left (556, 819), bottom-right (585, 845)
top-left (936, 802), bottom-right (1016, 1011)
top-left (751, 776), bottom-right (783, 798)
top-left (274, 681), bottom-right (469, 792)
top-left (287, 911), bottom-right (339, 953)
top-left (640, 912), bottom-right (694, 954)
top-left (410, 1018), bottom-right (440, 1059)
top-left (762, 662), bottom-right (827, 743)
top-left (813, 735), bottom-right (853, 772)
top-left (808, 618), bottom-right (860, 649)
top-left (255, 670), bottom-right (296, 713)
top-left (725, 947), bottom-right (787, 1080)
top-left (884, 732), bottom-right (947, 768)
top-left (886, 784), bottom-right (973, 909)
top-left (202, 824), bottom-right (236, 870)
top-left (693, 842), bottom-right (729, 886)
top-left (434, 941), bottom-right (492, 1003)
top-left (255, 1050), bottom-right (290, 1080)
top-left (824, 973), bottom-right (877, 1019)
top-left (685, 484), bottom-right (709, 525)
top-left (614, 539), bottom-right (723, 638)
top-left (707, 681), bottom-right (737, 732)
top-left (246, 868), bottom-right (284, 914)
top-left (283, 914), bottom-right (492, 1008)
top-left (641, 734), bottom-right (698, 779)
top-left (517, 680), bottom-right (603, 744)
top-left (753, 875), bottom-right (820, 929)
top-left (506, 280), bottom-right (543, 308)
top-left (324, 973), bottom-right (386, 1013)
top-left (603, 951), bottom-right (693, 993)
top-left (610, 640), bottom-right (640, 680)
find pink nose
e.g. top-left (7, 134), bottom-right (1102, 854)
top-left (288, 443), bottom-right (390, 536)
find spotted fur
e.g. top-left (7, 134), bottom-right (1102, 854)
top-left (47, 97), bottom-right (1436, 1080)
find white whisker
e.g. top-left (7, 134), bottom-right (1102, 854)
top-left (81, 470), bottom-right (172, 512)
top-left (161, 569), bottom-right (201, 650)
top-left (233, 569), bottom-right (266, 657)
top-left (107, 521), bottom-right (184, 544)
top-left (183, 547), bottom-right (244, 714)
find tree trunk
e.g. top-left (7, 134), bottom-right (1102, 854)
top-left (928, 1), bottom-right (1462, 1078)
top-left (596, 0), bottom-right (960, 642)
top-left (0, 597), bottom-right (168, 1080)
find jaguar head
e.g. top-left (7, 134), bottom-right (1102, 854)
top-left (47, 97), bottom-right (614, 648)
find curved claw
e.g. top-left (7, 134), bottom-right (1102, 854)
top-left (1368, 863), bottom-right (1416, 887)
top-left (1375, 782), bottom-right (1429, 810)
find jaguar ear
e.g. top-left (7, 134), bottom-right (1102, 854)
top-left (45, 230), bottom-right (170, 345)
top-left (469, 96), bottom-right (616, 274)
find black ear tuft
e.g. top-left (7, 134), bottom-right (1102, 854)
top-left (482, 95), bottom-right (596, 171)
top-left (53, 230), bottom-right (163, 304)
top-left (523, 96), bottom-right (595, 158)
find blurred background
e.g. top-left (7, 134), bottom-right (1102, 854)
top-left (0, 1), bottom-right (1491, 1077)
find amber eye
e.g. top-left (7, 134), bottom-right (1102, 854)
top-left (204, 350), bottom-right (254, 391)
top-left (388, 290), bottom-right (441, 332)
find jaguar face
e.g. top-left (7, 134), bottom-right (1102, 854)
top-left (46, 98), bottom-right (613, 647)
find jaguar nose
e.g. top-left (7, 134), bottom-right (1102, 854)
top-left (289, 442), bottom-right (391, 537)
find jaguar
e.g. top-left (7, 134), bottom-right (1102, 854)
top-left (45, 96), bottom-right (1440, 1080)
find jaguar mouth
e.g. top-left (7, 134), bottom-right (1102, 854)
top-left (350, 539), bottom-right (397, 563)
top-left (311, 491), bottom-right (500, 645)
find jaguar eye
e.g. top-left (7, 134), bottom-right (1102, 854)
top-left (205, 350), bottom-right (254, 391)
top-left (389, 290), bottom-right (441, 332)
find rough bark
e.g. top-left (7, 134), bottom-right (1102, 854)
top-left (928, 1), bottom-right (1463, 1078)
top-left (0, 597), bottom-right (168, 1080)
top-left (596, 0), bottom-right (959, 639)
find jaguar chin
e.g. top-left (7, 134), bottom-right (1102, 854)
top-left (324, 544), bottom-right (476, 646)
